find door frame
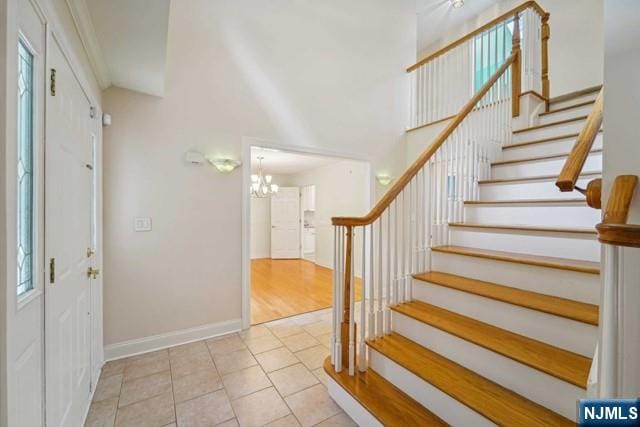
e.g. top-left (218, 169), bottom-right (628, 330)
top-left (241, 137), bottom-right (371, 329)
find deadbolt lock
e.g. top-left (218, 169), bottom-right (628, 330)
top-left (87, 267), bottom-right (100, 279)
top-left (86, 247), bottom-right (95, 258)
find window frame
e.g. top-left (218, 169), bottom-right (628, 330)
top-left (16, 31), bottom-right (43, 306)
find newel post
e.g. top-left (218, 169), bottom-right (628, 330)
top-left (541, 13), bottom-right (550, 103)
top-left (340, 226), bottom-right (356, 369)
top-left (511, 12), bottom-right (521, 117)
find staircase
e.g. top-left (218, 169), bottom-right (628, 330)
top-left (326, 87), bottom-right (603, 425)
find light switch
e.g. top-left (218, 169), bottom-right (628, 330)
top-left (134, 217), bottom-right (152, 232)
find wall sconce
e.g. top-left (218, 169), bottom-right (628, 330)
top-left (209, 158), bottom-right (242, 173)
top-left (376, 174), bottom-right (394, 186)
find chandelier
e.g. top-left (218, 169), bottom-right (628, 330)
top-left (251, 156), bottom-right (279, 198)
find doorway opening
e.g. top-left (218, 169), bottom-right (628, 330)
top-left (247, 145), bottom-right (369, 325)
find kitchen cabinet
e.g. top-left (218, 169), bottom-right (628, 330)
top-left (301, 185), bottom-right (316, 211)
top-left (303, 228), bottom-right (315, 254)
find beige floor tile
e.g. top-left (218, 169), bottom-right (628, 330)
top-left (173, 367), bottom-right (223, 403)
top-left (263, 414), bottom-right (301, 426)
top-left (238, 325), bottom-right (273, 341)
top-left (231, 387), bottom-right (290, 427)
top-left (316, 333), bottom-right (332, 349)
top-left (114, 391), bottom-right (175, 427)
top-left (285, 384), bottom-right (341, 427)
top-left (254, 347), bottom-right (299, 373)
top-left (216, 418), bottom-right (239, 427)
top-left (118, 370), bottom-right (172, 407)
top-left (171, 350), bottom-right (215, 379)
top-left (85, 396), bottom-right (118, 427)
top-left (280, 332), bottom-right (320, 353)
top-left (162, 424), bottom-right (176, 427)
top-left (213, 349), bottom-right (257, 375)
top-left (123, 357), bottom-right (171, 382)
top-left (125, 349), bottom-right (169, 365)
top-left (244, 334), bottom-right (283, 355)
top-left (101, 359), bottom-right (127, 379)
top-left (93, 374), bottom-right (123, 402)
top-left (312, 368), bottom-right (329, 387)
top-left (222, 365), bottom-right (272, 400)
top-left (268, 363), bottom-right (318, 397)
top-left (314, 413), bottom-right (357, 426)
top-left (302, 321), bottom-right (332, 337)
top-left (268, 322), bottom-right (304, 339)
top-left (169, 340), bottom-right (209, 360)
top-left (294, 345), bottom-right (329, 370)
top-left (207, 334), bottom-right (247, 356)
top-left (175, 390), bottom-right (235, 427)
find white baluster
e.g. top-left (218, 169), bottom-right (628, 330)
top-left (348, 228), bottom-right (355, 376)
top-left (359, 226), bottom-right (367, 372)
top-left (384, 209), bottom-right (391, 333)
top-left (335, 226), bottom-right (343, 372)
top-left (376, 219), bottom-right (383, 337)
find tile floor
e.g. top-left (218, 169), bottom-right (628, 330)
top-left (86, 308), bottom-right (357, 427)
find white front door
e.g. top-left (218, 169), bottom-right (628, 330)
top-left (271, 187), bottom-right (300, 259)
top-left (45, 37), bottom-right (94, 427)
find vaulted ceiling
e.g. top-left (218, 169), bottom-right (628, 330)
top-left (67, 0), bottom-right (170, 97)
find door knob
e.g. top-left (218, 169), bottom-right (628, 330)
top-left (87, 267), bottom-right (100, 279)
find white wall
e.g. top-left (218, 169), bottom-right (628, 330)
top-left (103, 0), bottom-right (415, 349)
top-left (602, 0), bottom-right (640, 398)
top-left (282, 160), bottom-right (370, 271)
top-left (250, 197), bottom-right (271, 259)
top-left (418, 0), bottom-right (604, 97)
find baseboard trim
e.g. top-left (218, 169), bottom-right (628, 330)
top-left (104, 318), bottom-right (242, 361)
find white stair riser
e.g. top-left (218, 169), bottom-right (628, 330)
top-left (431, 251), bottom-right (600, 304)
top-left (411, 279), bottom-right (598, 356)
top-left (450, 228), bottom-right (600, 262)
top-left (538, 103), bottom-right (595, 125)
top-left (513, 120), bottom-right (587, 143)
top-left (491, 153), bottom-right (602, 180)
top-left (502, 134), bottom-right (603, 161)
top-left (327, 378), bottom-right (384, 427)
top-left (480, 175), bottom-right (599, 200)
top-left (392, 313), bottom-right (585, 421)
top-left (550, 92), bottom-right (600, 110)
top-left (465, 203), bottom-right (601, 228)
top-left (369, 349), bottom-right (494, 426)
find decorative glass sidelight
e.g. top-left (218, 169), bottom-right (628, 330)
top-left (17, 40), bottom-right (35, 296)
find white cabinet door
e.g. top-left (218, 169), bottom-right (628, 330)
top-left (271, 187), bottom-right (300, 259)
top-left (301, 185), bottom-right (316, 211)
top-left (303, 229), bottom-right (315, 253)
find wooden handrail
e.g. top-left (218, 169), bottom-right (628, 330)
top-left (407, 1), bottom-right (547, 72)
top-left (556, 88), bottom-right (604, 192)
top-left (332, 53), bottom-right (516, 227)
top-left (596, 175), bottom-right (639, 248)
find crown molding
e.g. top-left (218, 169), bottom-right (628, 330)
top-left (65, 0), bottom-right (111, 90)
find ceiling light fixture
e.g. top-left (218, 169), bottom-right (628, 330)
top-left (451, 0), bottom-right (464, 9)
top-left (251, 156), bottom-right (279, 197)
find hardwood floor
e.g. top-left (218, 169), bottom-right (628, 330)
top-left (251, 258), bottom-right (361, 325)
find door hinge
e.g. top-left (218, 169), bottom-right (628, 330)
top-left (90, 106), bottom-right (96, 119)
top-left (50, 68), bottom-right (56, 96)
top-left (49, 258), bottom-right (55, 284)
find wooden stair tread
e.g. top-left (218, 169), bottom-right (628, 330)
top-left (549, 85), bottom-right (602, 105)
top-left (391, 301), bottom-right (591, 388)
top-left (492, 149), bottom-right (602, 166)
top-left (503, 129), bottom-right (603, 150)
top-left (367, 333), bottom-right (574, 426)
top-left (513, 115), bottom-right (587, 134)
top-left (464, 198), bottom-right (586, 205)
top-left (479, 171), bottom-right (601, 184)
top-left (413, 271), bottom-right (599, 325)
top-left (540, 100), bottom-right (596, 116)
top-left (432, 245), bottom-right (600, 274)
top-left (449, 222), bottom-right (597, 235)
top-left (322, 358), bottom-right (447, 426)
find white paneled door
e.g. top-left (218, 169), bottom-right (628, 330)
top-left (45, 37), bottom-right (94, 427)
top-left (271, 187), bottom-right (301, 259)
